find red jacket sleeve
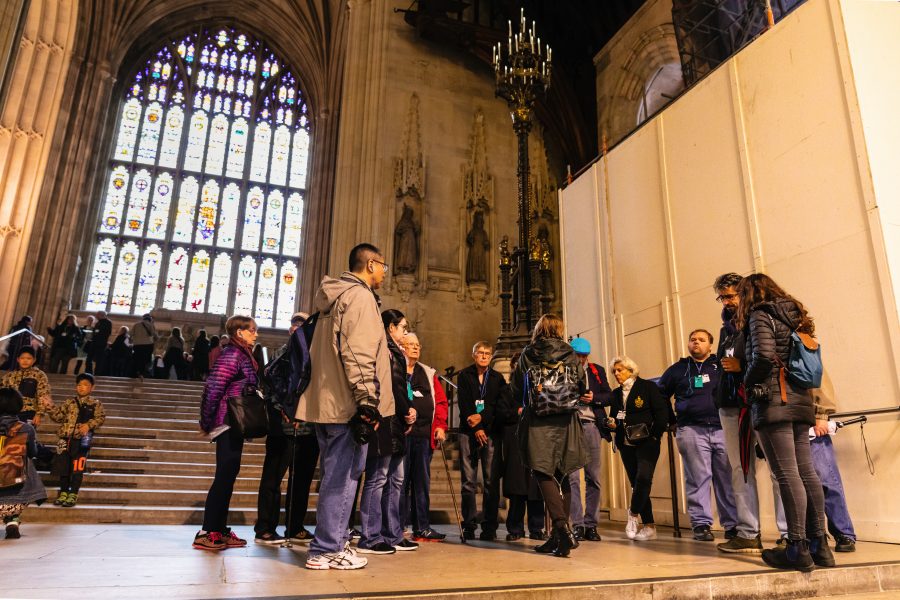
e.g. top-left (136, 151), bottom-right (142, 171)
top-left (431, 374), bottom-right (449, 447)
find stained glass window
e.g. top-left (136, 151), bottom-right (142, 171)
top-left (86, 26), bottom-right (311, 327)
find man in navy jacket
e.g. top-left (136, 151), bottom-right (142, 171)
top-left (658, 329), bottom-right (738, 542)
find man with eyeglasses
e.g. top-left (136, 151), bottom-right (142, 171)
top-left (712, 272), bottom-right (788, 554)
top-left (456, 341), bottom-right (506, 540)
top-left (299, 243), bottom-right (395, 570)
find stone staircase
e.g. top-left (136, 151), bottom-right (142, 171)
top-left (21, 374), bottom-right (462, 526)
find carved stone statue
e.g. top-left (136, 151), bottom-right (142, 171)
top-left (394, 204), bottom-right (419, 275)
top-left (466, 210), bottom-right (490, 284)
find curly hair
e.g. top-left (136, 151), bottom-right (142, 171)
top-left (734, 273), bottom-right (815, 335)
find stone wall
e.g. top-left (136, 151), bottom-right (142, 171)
top-left (328, 0), bottom-right (553, 372)
top-left (594, 0), bottom-right (683, 149)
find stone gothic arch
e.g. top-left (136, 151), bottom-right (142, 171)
top-left (13, 0), bottom-right (348, 332)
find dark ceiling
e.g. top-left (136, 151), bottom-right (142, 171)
top-left (399, 0), bottom-right (647, 178)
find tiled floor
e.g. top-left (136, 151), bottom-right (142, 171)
top-left (3, 523), bottom-right (899, 599)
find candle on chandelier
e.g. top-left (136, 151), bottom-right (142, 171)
top-left (508, 20), bottom-right (512, 38)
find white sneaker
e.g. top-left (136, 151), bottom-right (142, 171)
top-left (305, 543), bottom-right (368, 570)
top-left (625, 512), bottom-right (639, 540)
top-left (634, 526), bottom-right (657, 541)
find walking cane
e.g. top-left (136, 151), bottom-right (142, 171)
top-left (666, 429), bottom-right (682, 538)
top-left (281, 425), bottom-right (299, 548)
top-left (438, 438), bottom-right (466, 544)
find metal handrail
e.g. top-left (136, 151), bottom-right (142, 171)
top-left (0, 328), bottom-right (48, 347)
top-left (831, 406), bottom-right (900, 419)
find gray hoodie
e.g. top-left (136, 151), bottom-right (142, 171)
top-left (296, 272), bottom-right (395, 424)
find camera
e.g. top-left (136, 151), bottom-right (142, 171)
top-left (748, 384), bottom-right (770, 403)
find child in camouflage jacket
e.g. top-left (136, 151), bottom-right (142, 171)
top-left (43, 373), bottom-right (105, 507)
top-left (0, 347), bottom-right (52, 425)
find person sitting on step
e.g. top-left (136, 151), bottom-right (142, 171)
top-left (42, 373), bottom-right (106, 508)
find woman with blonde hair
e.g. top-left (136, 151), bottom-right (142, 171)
top-left (608, 356), bottom-right (669, 541)
top-left (510, 314), bottom-right (587, 557)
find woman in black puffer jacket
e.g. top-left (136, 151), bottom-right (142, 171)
top-left (737, 273), bottom-right (832, 572)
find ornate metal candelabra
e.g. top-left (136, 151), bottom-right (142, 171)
top-left (494, 9), bottom-right (551, 338)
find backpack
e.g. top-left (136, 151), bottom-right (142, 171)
top-left (525, 360), bottom-right (582, 417)
top-left (263, 312), bottom-right (319, 421)
top-left (769, 314), bottom-right (823, 392)
top-left (0, 421), bottom-right (28, 489)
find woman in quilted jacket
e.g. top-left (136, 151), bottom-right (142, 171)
top-left (194, 315), bottom-right (259, 551)
top-left (737, 273), bottom-right (832, 572)
top-left (509, 313), bottom-right (587, 558)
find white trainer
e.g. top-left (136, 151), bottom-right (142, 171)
top-left (634, 525), bottom-right (657, 541)
top-left (305, 543), bottom-right (368, 570)
top-left (625, 512), bottom-right (640, 540)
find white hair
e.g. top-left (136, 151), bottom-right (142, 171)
top-left (404, 332), bottom-right (420, 345)
top-left (610, 356), bottom-right (639, 376)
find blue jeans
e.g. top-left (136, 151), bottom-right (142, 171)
top-left (359, 451), bottom-right (405, 547)
top-left (309, 424), bottom-right (367, 557)
top-left (402, 436), bottom-right (433, 532)
top-left (569, 422), bottom-right (602, 527)
top-left (676, 424), bottom-right (739, 530)
top-left (810, 435), bottom-right (856, 540)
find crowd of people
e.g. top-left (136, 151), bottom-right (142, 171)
top-left (1, 311), bottom-right (221, 381)
top-left (0, 242), bottom-right (858, 576)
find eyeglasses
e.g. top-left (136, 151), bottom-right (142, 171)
top-left (474, 351), bottom-right (493, 357)
top-left (716, 293), bottom-right (738, 303)
top-left (370, 259), bottom-right (389, 273)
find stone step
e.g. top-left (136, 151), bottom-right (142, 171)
top-left (73, 446), bottom-right (267, 465)
top-left (21, 503), bottom-right (458, 526)
top-left (36, 433), bottom-right (268, 454)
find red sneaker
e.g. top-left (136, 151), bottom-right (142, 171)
top-left (193, 531), bottom-right (226, 551)
top-left (222, 527), bottom-right (247, 548)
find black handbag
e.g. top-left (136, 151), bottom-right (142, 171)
top-left (226, 385), bottom-right (268, 439)
top-left (625, 422), bottom-right (651, 444)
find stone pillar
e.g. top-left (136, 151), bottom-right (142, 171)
top-left (0, 0), bottom-right (76, 330)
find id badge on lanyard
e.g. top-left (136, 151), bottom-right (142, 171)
top-left (476, 369), bottom-right (489, 414)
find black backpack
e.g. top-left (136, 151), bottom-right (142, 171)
top-left (263, 312), bottom-right (319, 421)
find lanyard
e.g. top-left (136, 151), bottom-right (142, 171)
top-left (406, 373), bottom-right (414, 402)
top-left (478, 368), bottom-right (489, 399)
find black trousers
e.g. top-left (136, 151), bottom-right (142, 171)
top-left (618, 438), bottom-right (661, 524)
top-left (534, 471), bottom-right (571, 529)
top-left (202, 427), bottom-right (244, 533)
top-left (59, 441), bottom-right (91, 493)
top-left (255, 430), bottom-right (320, 536)
top-left (131, 345), bottom-right (154, 377)
top-left (506, 495), bottom-right (546, 535)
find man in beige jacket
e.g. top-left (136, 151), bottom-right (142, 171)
top-left (300, 243), bottom-right (395, 570)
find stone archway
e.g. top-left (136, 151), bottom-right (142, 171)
top-left (0, 0), bottom-right (77, 331)
top-left (599, 23), bottom-right (683, 146)
top-left (13, 1), bottom-right (349, 332)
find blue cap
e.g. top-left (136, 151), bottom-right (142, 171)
top-left (570, 337), bottom-right (591, 355)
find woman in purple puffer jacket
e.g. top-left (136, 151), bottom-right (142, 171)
top-left (193, 315), bottom-right (259, 551)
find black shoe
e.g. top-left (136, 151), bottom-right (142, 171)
top-left (5, 521), bottom-right (20, 540)
top-left (413, 528), bottom-right (446, 542)
top-left (463, 528), bottom-right (476, 540)
top-left (762, 539), bottom-right (815, 572)
top-left (834, 535), bottom-right (856, 553)
top-left (809, 535), bottom-right (836, 567)
top-left (479, 530), bottom-right (496, 541)
top-left (529, 531), bottom-right (547, 540)
top-left (573, 525), bottom-right (586, 540)
top-left (693, 525), bottom-right (714, 541)
top-left (357, 541), bottom-right (396, 554)
top-left (583, 526), bottom-right (602, 542)
top-left (506, 532), bottom-right (523, 541)
top-left (552, 525), bottom-right (574, 558)
top-left (254, 532), bottom-right (285, 545)
top-left (534, 530), bottom-right (559, 554)
top-left (394, 539), bottom-right (419, 552)
top-left (725, 527), bottom-right (739, 540)
top-left (348, 527), bottom-right (362, 540)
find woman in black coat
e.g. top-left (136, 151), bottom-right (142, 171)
top-left (510, 314), bottom-right (586, 558)
top-left (191, 329), bottom-right (211, 381)
top-left (356, 310), bottom-right (416, 554)
top-left (47, 315), bottom-right (81, 374)
top-left (737, 273), bottom-right (831, 572)
top-left (608, 356), bottom-right (669, 542)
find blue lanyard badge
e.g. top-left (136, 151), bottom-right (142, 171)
top-left (406, 375), bottom-right (414, 402)
top-left (476, 369), bottom-right (489, 413)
